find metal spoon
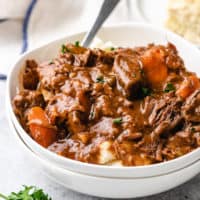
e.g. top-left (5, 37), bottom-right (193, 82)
top-left (81, 0), bottom-right (120, 47)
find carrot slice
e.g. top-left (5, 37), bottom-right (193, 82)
top-left (141, 47), bottom-right (168, 87)
top-left (28, 107), bottom-right (57, 147)
top-left (176, 75), bottom-right (200, 99)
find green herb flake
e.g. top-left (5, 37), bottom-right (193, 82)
top-left (75, 41), bottom-right (80, 47)
top-left (190, 127), bottom-right (196, 133)
top-left (164, 83), bottom-right (175, 93)
top-left (132, 73), bottom-right (136, 78)
top-left (141, 87), bottom-right (151, 97)
top-left (113, 117), bottom-right (123, 124)
top-left (61, 44), bottom-right (70, 54)
top-left (49, 60), bottom-right (54, 65)
top-left (110, 47), bottom-right (115, 51)
top-left (140, 69), bottom-right (145, 76)
top-left (0, 185), bottom-right (51, 200)
top-left (89, 111), bottom-right (94, 120)
top-left (96, 76), bottom-right (105, 83)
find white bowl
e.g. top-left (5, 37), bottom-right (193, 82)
top-left (7, 23), bottom-right (200, 179)
top-left (7, 110), bottom-right (200, 199)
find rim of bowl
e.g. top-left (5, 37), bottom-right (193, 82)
top-left (6, 22), bottom-right (200, 178)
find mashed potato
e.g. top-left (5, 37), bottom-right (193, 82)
top-left (166, 0), bottom-right (200, 44)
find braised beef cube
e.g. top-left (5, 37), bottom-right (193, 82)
top-left (90, 117), bottom-right (120, 138)
top-left (146, 94), bottom-right (183, 138)
top-left (162, 131), bottom-right (194, 160)
top-left (67, 111), bottom-right (86, 134)
top-left (165, 43), bottom-right (184, 70)
top-left (23, 60), bottom-right (39, 90)
top-left (46, 94), bottom-right (85, 125)
top-left (91, 49), bottom-right (114, 66)
top-left (12, 90), bottom-right (45, 126)
top-left (182, 89), bottom-right (200, 122)
top-left (113, 54), bottom-right (143, 97)
top-left (61, 43), bottom-right (92, 67)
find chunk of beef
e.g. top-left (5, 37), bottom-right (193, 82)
top-left (90, 117), bottom-right (120, 139)
top-left (46, 93), bottom-right (85, 124)
top-left (37, 62), bottom-right (70, 91)
top-left (23, 60), bottom-right (39, 90)
top-left (162, 131), bottom-right (195, 160)
top-left (12, 90), bottom-right (45, 126)
top-left (144, 93), bottom-right (183, 137)
top-left (60, 44), bottom-right (92, 67)
top-left (113, 54), bottom-right (143, 97)
top-left (89, 95), bottom-right (114, 121)
top-left (182, 89), bottom-right (200, 122)
top-left (165, 43), bottom-right (184, 70)
top-left (90, 49), bottom-right (114, 66)
top-left (67, 111), bottom-right (86, 134)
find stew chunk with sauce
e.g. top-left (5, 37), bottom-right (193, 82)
top-left (12, 42), bottom-right (200, 166)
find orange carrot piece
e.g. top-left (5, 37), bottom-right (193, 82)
top-left (141, 47), bottom-right (168, 87)
top-left (28, 107), bottom-right (57, 147)
top-left (176, 75), bottom-right (200, 99)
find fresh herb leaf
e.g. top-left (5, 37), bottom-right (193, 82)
top-left (113, 117), bottom-right (123, 124)
top-left (132, 73), bottom-right (136, 78)
top-left (75, 41), bottom-right (80, 47)
top-left (141, 87), bottom-right (151, 97)
top-left (164, 83), bottom-right (175, 93)
top-left (190, 127), bottom-right (196, 133)
top-left (96, 76), bottom-right (105, 83)
top-left (61, 44), bottom-right (69, 54)
top-left (140, 69), bottom-right (145, 76)
top-left (0, 185), bottom-right (51, 200)
top-left (89, 111), bottom-right (94, 120)
top-left (49, 61), bottom-right (54, 65)
top-left (110, 47), bottom-right (115, 51)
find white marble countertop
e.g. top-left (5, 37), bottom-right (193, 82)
top-left (1, 80), bottom-right (200, 200)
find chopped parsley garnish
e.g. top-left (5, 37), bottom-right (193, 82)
top-left (61, 44), bottom-right (70, 54)
top-left (49, 61), bottom-right (54, 65)
top-left (164, 83), bottom-right (175, 93)
top-left (75, 41), bottom-right (80, 47)
top-left (190, 127), bottom-right (196, 133)
top-left (140, 69), bottom-right (145, 76)
top-left (113, 117), bottom-right (123, 124)
top-left (110, 47), bottom-right (115, 51)
top-left (0, 185), bottom-right (51, 200)
top-left (89, 111), bottom-right (94, 120)
top-left (132, 73), bottom-right (136, 78)
top-left (141, 87), bottom-right (151, 97)
top-left (96, 76), bottom-right (105, 83)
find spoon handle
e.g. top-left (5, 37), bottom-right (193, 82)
top-left (81, 0), bottom-right (120, 47)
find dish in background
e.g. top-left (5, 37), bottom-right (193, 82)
top-left (135, 0), bottom-right (200, 46)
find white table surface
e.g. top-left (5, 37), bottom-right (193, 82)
top-left (1, 80), bottom-right (200, 200)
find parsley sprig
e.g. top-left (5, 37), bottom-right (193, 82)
top-left (61, 44), bottom-right (70, 54)
top-left (113, 117), bottom-right (123, 124)
top-left (164, 83), bottom-right (175, 93)
top-left (74, 41), bottom-right (80, 47)
top-left (141, 87), bottom-right (151, 97)
top-left (110, 47), bottom-right (115, 51)
top-left (96, 76), bottom-right (105, 83)
top-left (0, 186), bottom-right (51, 200)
